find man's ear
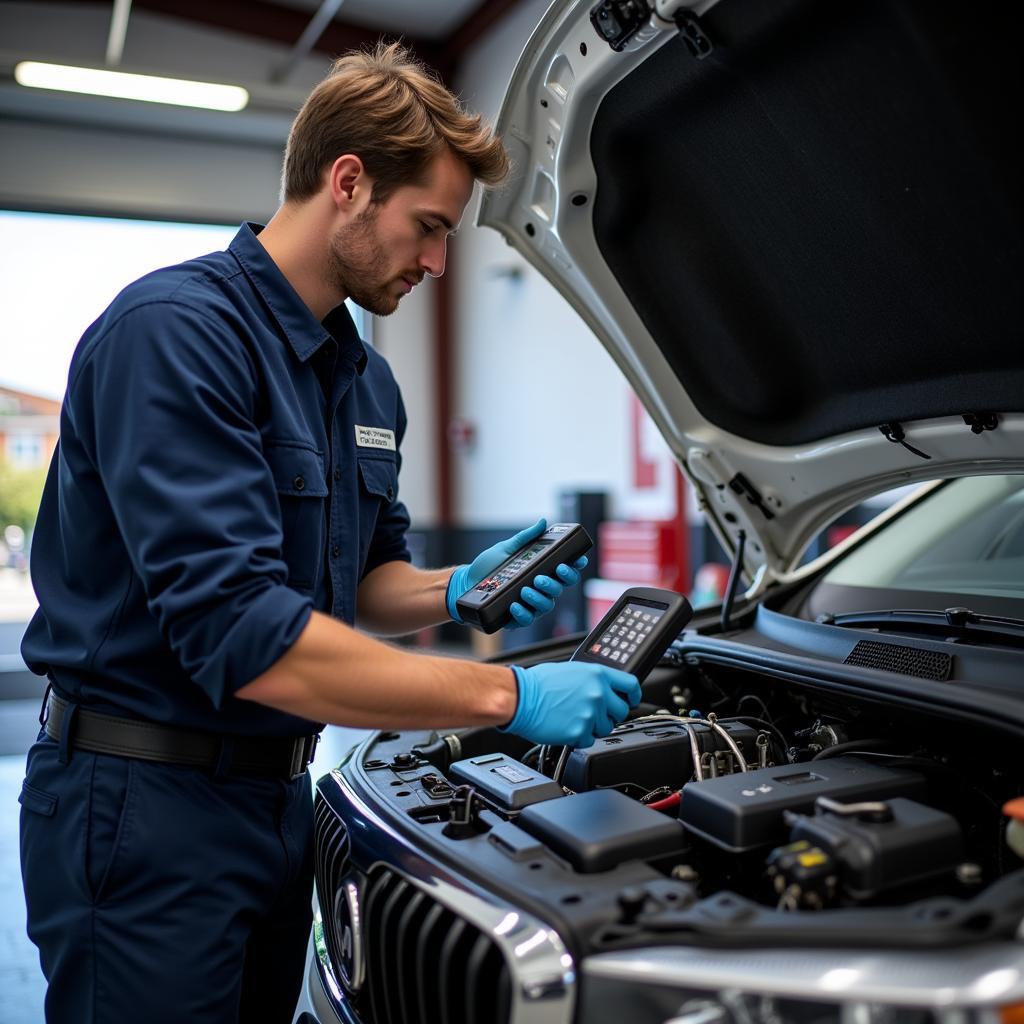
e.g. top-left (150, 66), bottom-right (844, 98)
top-left (328, 154), bottom-right (369, 210)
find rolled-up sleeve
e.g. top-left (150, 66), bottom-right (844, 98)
top-left (362, 386), bottom-right (412, 577)
top-left (68, 300), bottom-right (312, 708)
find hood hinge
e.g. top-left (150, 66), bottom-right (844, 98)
top-left (728, 473), bottom-right (775, 520)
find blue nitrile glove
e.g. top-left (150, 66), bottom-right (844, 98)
top-left (446, 518), bottom-right (589, 629)
top-left (502, 662), bottom-right (641, 748)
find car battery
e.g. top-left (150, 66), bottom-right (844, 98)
top-left (786, 796), bottom-right (964, 899)
top-left (562, 718), bottom-right (758, 794)
top-left (679, 756), bottom-right (927, 853)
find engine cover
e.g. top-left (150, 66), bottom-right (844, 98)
top-left (517, 787), bottom-right (687, 872)
top-left (679, 757), bottom-right (927, 853)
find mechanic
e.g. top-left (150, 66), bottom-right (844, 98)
top-left (18, 43), bottom-right (640, 1024)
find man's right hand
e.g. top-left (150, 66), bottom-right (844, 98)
top-left (505, 662), bottom-right (641, 748)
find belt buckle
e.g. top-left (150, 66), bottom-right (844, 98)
top-left (289, 733), bottom-right (319, 781)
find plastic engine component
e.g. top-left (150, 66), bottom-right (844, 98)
top-left (517, 788), bottom-right (686, 873)
top-left (679, 757), bottom-right (926, 853)
top-left (562, 718), bottom-right (757, 794)
top-left (449, 753), bottom-right (563, 811)
top-left (786, 796), bottom-right (964, 898)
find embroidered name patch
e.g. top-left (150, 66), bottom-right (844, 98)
top-left (354, 425), bottom-right (396, 451)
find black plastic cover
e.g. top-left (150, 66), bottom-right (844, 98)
top-left (449, 753), bottom-right (563, 811)
top-left (787, 797), bottom-right (964, 898)
top-left (679, 757), bottom-right (926, 853)
top-left (518, 788), bottom-right (686, 873)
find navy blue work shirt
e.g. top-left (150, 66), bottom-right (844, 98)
top-left (22, 223), bottom-right (411, 736)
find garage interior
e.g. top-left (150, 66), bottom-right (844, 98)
top-left (1, 2), bottom-right (986, 1021)
top-left (0, 2), bottom-right (703, 1017)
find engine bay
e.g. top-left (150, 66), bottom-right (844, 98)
top-left (332, 645), bottom-right (1024, 959)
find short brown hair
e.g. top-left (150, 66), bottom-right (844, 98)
top-left (282, 42), bottom-right (509, 203)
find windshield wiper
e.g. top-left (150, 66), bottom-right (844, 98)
top-left (816, 606), bottom-right (1024, 646)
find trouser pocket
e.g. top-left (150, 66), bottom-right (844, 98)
top-left (19, 780), bottom-right (58, 817)
top-left (85, 753), bottom-right (135, 903)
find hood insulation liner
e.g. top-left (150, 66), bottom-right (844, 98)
top-left (590, 0), bottom-right (1022, 446)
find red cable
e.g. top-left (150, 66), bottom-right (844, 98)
top-left (647, 790), bottom-right (681, 811)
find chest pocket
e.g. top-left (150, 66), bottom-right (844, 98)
top-left (356, 455), bottom-right (398, 573)
top-left (265, 442), bottom-right (328, 591)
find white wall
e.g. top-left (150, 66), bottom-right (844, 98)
top-left (371, 279), bottom-right (439, 531)
top-left (447, 0), bottom-right (637, 527)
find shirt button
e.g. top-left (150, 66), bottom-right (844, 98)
top-left (293, 475), bottom-right (305, 491)
top-left (386, 486), bottom-right (395, 501)
top-left (331, 545), bottom-right (340, 558)
top-left (333, 469), bottom-right (341, 482)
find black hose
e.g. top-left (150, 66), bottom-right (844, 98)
top-left (811, 738), bottom-right (893, 760)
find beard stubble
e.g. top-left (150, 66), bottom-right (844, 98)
top-left (326, 204), bottom-right (403, 317)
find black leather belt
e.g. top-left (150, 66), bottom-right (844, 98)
top-left (43, 692), bottom-right (319, 781)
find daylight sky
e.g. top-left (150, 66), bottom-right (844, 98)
top-left (0, 211), bottom-right (236, 400)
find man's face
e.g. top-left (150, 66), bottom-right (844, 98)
top-left (327, 148), bottom-right (474, 316)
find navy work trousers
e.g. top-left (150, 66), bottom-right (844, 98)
top-left (19, 716), bottom-right (314, 1024)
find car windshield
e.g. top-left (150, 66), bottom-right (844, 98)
top-left (819, 475), bottom-right (1024, 604)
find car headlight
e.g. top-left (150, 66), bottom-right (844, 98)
top-left (311, 896), bottom-right (344, 1006)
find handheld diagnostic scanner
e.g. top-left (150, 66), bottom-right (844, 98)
top-left (571, 586), bottom-right (694, 682)
top-left (455, 523), bottom-right (593, 634)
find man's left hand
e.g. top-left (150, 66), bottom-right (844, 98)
top-left (446, 518), bottom-right (588, 629)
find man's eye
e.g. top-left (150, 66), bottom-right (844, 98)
top-left (419, 221), bottom-right (435, 236)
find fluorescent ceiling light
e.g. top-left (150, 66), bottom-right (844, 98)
top-left (14, 61), bottom-right (248, 112)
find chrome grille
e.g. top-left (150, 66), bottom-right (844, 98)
top-left (313, 791), bottom-right (351, 974)
top-left (363, 864), bottom-right (512, 1024)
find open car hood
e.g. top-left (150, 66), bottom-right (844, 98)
top-left (479, 0), bottom-right (1024, 581)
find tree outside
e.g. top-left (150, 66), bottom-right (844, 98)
top-left (0, 456), bottom-right (47, 538)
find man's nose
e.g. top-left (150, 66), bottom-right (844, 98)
top-left (420, 235), bottom-right (448, 278)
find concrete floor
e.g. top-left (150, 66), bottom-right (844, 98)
top-left (0, 693), bottom-right (369, 1023)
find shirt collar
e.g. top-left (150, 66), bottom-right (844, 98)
top-left (229, 223), bottom-right (368, 374)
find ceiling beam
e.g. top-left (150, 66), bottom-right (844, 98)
top-left (56, 0), bottom-right (444, 71)
top-left (270, 0), bottom-right (346, 83)
top-left (105, 0), bottom-right (132, 66)
top-left (46, 0), bottom-right (529, 86)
